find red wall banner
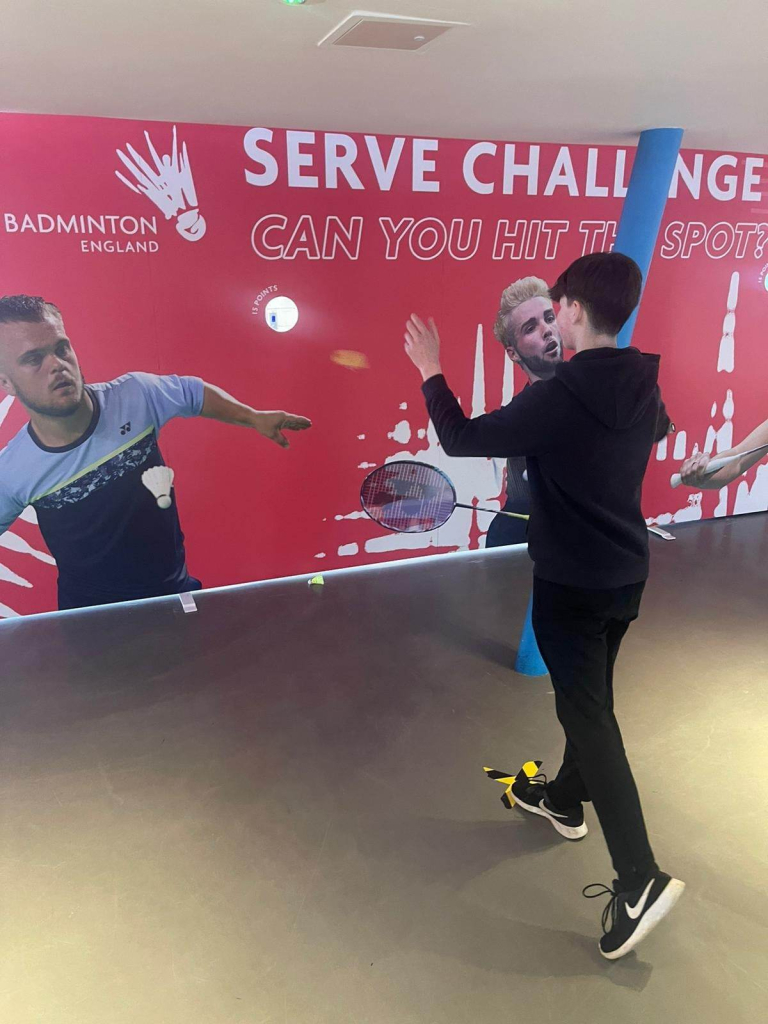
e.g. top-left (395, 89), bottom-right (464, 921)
top-left (1, 113), bottom-right (767, 616)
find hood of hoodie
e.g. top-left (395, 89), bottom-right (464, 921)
top-left (554, 346), bottom-right (660, 430)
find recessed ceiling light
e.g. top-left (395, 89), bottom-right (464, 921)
top-left (318, 13), bottom-right (468, 51)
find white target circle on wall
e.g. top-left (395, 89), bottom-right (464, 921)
top-left (265, 296), bottom-right (299, 333)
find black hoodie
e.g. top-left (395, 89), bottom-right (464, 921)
top-left (422, 347), bottom-right (670, 589)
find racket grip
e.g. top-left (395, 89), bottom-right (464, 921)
top-left (670, 454), bottom-right (732, 489)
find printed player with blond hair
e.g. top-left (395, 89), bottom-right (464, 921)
top-left (486, 276), bottom-right (563, 547)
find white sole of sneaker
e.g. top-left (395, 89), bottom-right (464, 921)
top-left (600, 878), bottom-right (686, 961)
top-left (512, 792), bottom-right (589, 841)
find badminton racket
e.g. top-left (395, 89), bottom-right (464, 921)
top-left (360, 460), bottom-right (528, 534)
top-left (670, 441), bottom-right (768, 488)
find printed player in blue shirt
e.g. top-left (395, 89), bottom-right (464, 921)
top-left (0, 295), bottom-right (311, 611)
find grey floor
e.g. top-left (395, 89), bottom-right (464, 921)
top-left (1, 514), bottom-right (767, 1024)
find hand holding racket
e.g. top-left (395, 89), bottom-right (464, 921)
top-left (671, 442), bottom-right (768, 488)
top-left (361, 461), bottom-right (528, 534)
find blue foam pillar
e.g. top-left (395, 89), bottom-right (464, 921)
top-left (614, 127), bottom-right (684, 348)
top-left (514, 593), bottom-right (547, 676)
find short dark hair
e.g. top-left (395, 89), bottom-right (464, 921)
top-left (0, 295), bottom-right (62, 326)
top-left (549, 252), bottom-right (642, 336)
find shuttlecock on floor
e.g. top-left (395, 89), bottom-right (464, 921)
top-left (142, 466), bottom-right (175, 509)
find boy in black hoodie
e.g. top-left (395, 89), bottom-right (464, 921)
top-left (404, 252), bottom-right (684, 960)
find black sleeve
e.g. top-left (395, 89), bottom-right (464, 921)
top-left (421, 374), bottom-right (565, 458)
top-left (654, 388), bottom-right (672, 443)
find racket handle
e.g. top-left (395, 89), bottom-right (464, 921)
top-left (455, 502), bottom-right (529, 521)
top-left (670, 453), bottom-right (735, 489)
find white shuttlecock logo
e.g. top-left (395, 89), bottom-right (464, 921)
top-left (115, 126), bottom-right (206, 242)
top-left (142, 466), bottom-right (175, 509)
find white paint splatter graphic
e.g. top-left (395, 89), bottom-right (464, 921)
top-left (502, 346), bottom-right (514, 405)
top-left (704, 390), bottom-right (734, 454)
top-left (365, 531), bottom-right (434, 554)
top-left (733, 464), bottom-right (768, 513)
top-left (714, 486), bottom-right (729, 517)
top-left (0, 532), bottom-right (55, 564)
top-left (722, 389), bottom-right (735, 420)
top-left (387, 420), bottom-right (412, 444)
top-left (0, 562), bottom-right (32, 588)
top-left (717, 390), bottom-right (734, 452)
top-left (717, 272), bottom-right (738, 372)
top-left (0, 395), bottom-right (14, 428)
top-left (673, 431), bottom-right (688, 460)
top-left (648, 492), bottom-right (704, 527)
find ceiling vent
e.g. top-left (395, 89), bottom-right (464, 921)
top-left (318, 11), bottom-right (467, 52)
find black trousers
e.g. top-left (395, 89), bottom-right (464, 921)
top-left (532, 577), bottom-right (658, 891)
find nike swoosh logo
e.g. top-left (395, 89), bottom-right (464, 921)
top-left (540, 800), bottom-right (568, 819)
top-left (626, 880), bottom-right (654, 920)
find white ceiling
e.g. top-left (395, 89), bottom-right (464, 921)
top-left (2, 0), bottom-right (766, 152)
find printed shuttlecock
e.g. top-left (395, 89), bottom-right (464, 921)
top-left (331, 350), bottom-right (370, 371)
top-left (308, 574), bottom-right (325, 586)
top-left (142, 466), bottom-right (175, 509)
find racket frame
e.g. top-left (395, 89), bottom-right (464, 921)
top-left (359, 460), bottom-right (457, 533)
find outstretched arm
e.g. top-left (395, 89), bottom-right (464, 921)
top-left (404, 315), bottom-right (563, 458)
top-left (680, 416), bottom-right (768, 488)
top-left (201, 383), bottom-right (311, 449)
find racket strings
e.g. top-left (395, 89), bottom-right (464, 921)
top-left (361, 462), bottom-right (455, 533)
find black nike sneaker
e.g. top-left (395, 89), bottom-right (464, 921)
top-left (510, 771), bottom-right (588, 841)
top-left (584, 872), bottom-right (686, 960)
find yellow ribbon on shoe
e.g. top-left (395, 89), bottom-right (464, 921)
top-left (483, 760), bottom-right (542, 809)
